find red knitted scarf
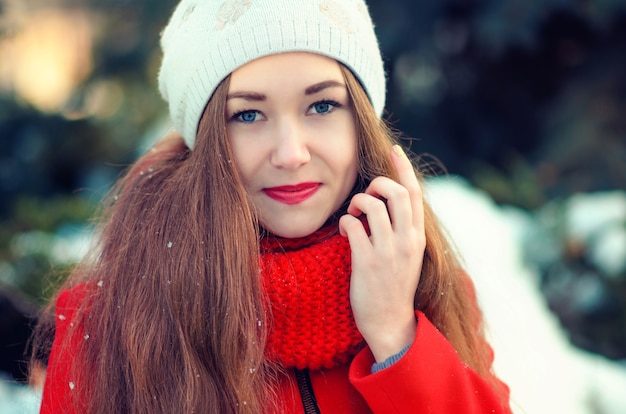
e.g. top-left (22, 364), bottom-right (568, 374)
top-left (260, 225), bottom-right (364, 370)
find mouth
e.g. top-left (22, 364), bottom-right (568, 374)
top-left (262, 182), bottom-right (322, 205)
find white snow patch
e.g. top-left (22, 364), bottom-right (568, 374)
top-left (590, 225), bottom-right (626, 277)
top-left (426, 176), bottom-right (626, 414)
top-left (0, 378), bottom-right (41, 414)
top-left (565, 192), bottom-right (626, 242)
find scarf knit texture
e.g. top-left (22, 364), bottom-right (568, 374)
top-left (260, 225), bottom-right (364, 371)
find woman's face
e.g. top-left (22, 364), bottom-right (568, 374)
top-left (226, 52), bottom-right (358, 238)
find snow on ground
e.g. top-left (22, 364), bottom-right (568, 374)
top-left (426, 176), bottom-right (626, 414)
top-left (0, 377), bottom-right (40, 414)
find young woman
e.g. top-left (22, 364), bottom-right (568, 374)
top-left (35, 1), bottom-right (512, 413)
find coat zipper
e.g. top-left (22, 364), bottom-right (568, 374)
top-left (295, 369), bottom-right (321, 414)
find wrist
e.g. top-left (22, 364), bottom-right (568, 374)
top-left (366, 313), bottom-right (417, 363)
top-left (371, 343), bottom-right (411, 373)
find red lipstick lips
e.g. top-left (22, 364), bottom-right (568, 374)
top-left (263, 183), bottom-right (321, 205)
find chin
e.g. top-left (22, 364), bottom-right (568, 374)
top-left (263, 221), bottom-right (324, 239)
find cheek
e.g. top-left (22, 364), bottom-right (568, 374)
top-left (228, 135), bottom-right (256, 186)
top-left (340, 126), bottom-right (359, 177)
top-left (343, 158), bottom-right (359, 192)
top-left (319, 116), bottom-right (357, 155)
top-left (331, 130), bottom-right (359, 191)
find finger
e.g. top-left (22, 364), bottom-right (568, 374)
top-left (339, 214), bottom-right (373, 253)
top-left (361, 176), bottom-right (413, 234)
top-left (345, 192), bottom-right (394, 245)
top-left (390, 145), bottom-right (424, 229)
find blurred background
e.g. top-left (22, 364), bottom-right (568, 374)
top-left (0, 0), bottom-right (624, 411)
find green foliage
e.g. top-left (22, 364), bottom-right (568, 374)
top-left (470, 155), bottom-right (545, 210)
top-left (0, 194), bottom-right (96, 303)
top-left (8, 196), bottom-right (95, 234)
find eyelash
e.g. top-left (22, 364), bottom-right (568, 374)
top-left (229, 109), bottom-right (260, 123)
top-left (228, 99), bottom-right (343, 124)
top-left (309, 99), bottom-right (342, 115)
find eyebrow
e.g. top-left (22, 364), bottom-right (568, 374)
top-left (226, 80), bottom-right (346, 101)
top-left (226, 91), bottom-right (266, 101)
top-left (305, 80), bottom-right (346, 95)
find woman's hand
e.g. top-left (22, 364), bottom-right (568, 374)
top-left (339, 145), bottom-right (425, 363)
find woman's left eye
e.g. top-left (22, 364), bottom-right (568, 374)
top-left (308, 100), bottom-right (341, 115)
top-left (229, 109), bottom-right (265, 124)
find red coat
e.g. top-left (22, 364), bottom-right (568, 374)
top-left (41, 287), bottom-right (511, 413)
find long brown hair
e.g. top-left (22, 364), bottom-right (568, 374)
top-left (32, 64), bottom-right (504, 413)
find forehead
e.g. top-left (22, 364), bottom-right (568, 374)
top-left (228, 52), bottom-right (344, 90)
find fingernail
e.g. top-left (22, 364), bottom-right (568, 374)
top-left (392, 145), bottom-right (406, 158)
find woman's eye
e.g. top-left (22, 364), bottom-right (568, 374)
top-left (308, 100), bottom-right (340, 115)
top-left (232, 110), bottom-right (263, 123)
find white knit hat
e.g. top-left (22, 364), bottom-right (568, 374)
top-left (158, 0), bottom-right (386, 149)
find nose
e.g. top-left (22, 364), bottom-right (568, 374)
top-left (270, 118), bottom-right (311, 169)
